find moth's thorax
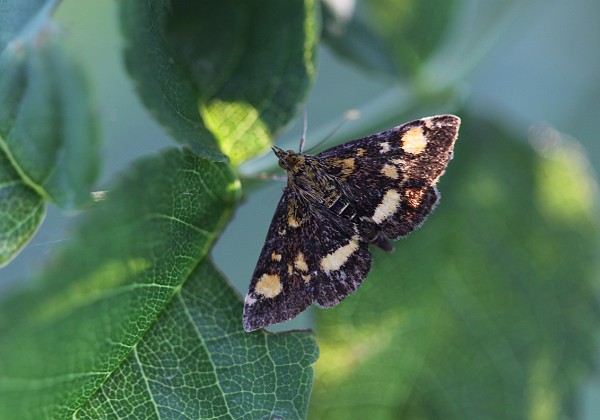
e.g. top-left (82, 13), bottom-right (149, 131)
top-left (272, 147), bottom-right (335, 202)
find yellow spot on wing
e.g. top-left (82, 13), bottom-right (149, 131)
top-left (294, 252), bottom-right (309, 272)
top-left (381, 164), bottom-right (399, 179)
top-left (255, 274), bottom-right (282, 298)
top-left (340, 158), bottom-right (355, 175)
top-left (320, 236), bottom-right (360, 272)
top-left (379, 142), bottom-right (391, 153)
top-left (357, 148), bottom-right (366, 156)
top-left (402, 127), bottom-right (428, 155)
top-left (302, 274), bottom-right (311, 283)
top-left (372, 189), bottom-right (401, 224)
top-left (288, 215), bottom-right (301, 228)
top-left (331, 157), bottom-right (356, 177)
top-left (271, 252), bottom-right (282, 261)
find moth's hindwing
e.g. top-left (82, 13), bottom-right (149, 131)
top-left (243, 114), bottom-right (460, 332)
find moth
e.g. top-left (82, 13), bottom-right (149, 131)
top-left (243, 115), bottom-right (461, 332)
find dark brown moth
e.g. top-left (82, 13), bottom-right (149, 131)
top-left (243, 115), bottom-right (461, 332)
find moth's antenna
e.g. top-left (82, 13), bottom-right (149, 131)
top-left (298, 109), bottom-right (308, 153)
top-left (304, 109), bottom-right (360, 154)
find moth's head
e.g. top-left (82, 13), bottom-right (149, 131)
top-left (272, 146), bottom-right (305, 172)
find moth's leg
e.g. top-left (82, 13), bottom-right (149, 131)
top-left (359, 218), bottom-right (395, 253)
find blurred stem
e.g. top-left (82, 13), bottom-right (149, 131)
top-left (426, 0), bottom-right (540, 90)
top-left (239, 0), bottom-right (539, 178)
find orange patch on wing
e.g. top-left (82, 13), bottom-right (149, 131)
top-left (406, 188), bottom-right (427, 208)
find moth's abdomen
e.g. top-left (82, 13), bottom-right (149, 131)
top-left (326, 191), bottom-right (357, 221)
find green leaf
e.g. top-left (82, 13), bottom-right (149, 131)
top-left (0, 4), bottom-right (99, 208)
top-left (78, 261), bottom-right (318, 419)
top-left (0, 147), bottom-right (45, 267)
top-left (120, 0), bottom-right (319, 165)
top-left (0, 149), bottom-right (242, 417)
top-left (0, 0), bottom-right (56, 48)
top-left (310, 115), bottom-right (600, 418)
top-left (321, 0), bottom-right (457, 77)
top-left (0, 148), bottom-right (318, 418)
top-left (0, 0), bottom-right (100, 263)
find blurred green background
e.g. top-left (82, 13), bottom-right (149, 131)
top-left (2, 0), bottom-right (600, 418)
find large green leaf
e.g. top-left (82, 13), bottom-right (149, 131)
top-left (0, 152), bottom-right (175, 410)
top-left (79, 260), bottom-right (318, 419)
top-left (310, 115), bottom-right (599, 418)
top-left (0, 148), bottom-right (232, 415)
top-left (0, 148), bottom-right (317, 418)
top-left (0, 0), bottom-right (100, 263)
top-left (120, 0), bottom-right (319, 165)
